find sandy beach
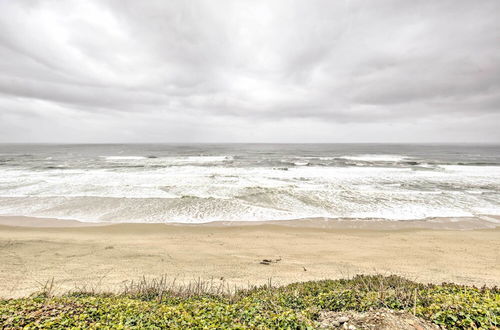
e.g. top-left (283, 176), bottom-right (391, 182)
top-left (1, 216), bottom-right (499, 298)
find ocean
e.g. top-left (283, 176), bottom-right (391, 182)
top-left (0, 143), bottom-right (499, 224)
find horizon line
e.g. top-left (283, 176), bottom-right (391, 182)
top-left (0, 142), bottom-right (499, 145)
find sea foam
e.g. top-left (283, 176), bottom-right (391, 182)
top-left (0, 144), bottom-right (499, 223)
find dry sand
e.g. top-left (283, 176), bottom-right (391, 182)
top-left (0, 216), bottom-right (499, 298)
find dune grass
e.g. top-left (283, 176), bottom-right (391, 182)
top-left (1, 275), bottom-right (499, 329)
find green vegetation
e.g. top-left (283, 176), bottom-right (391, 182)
top-left (1, 275), bottom-right (498, 329)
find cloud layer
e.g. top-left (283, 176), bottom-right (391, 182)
top-left (0, 0), bottom-right (499, 142)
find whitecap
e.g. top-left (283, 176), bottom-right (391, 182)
top-left (103, 156), bottom-right (147, 160)
top-left (184, 156), bottom-right (233, 163)
top-left (340, 154), bottom-right (409, 162)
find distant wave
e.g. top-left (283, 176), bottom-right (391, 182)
top-left (103, 156), bottom-right (147, 160)
top-left (103, 155), bottom-right (234, 165)
top-left (339, 154), bottom-right (409, 162)
top-left (184, 156), bottom-right (233, 162)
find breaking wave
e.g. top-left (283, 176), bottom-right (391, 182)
top-left (0, 144), bottom-right (499, 223)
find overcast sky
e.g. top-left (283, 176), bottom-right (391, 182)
top-left (0, 0), bottom-right (498, 143)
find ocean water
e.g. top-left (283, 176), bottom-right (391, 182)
top-left (0, 144), bottom-right (499, 223)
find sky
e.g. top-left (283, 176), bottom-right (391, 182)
top-left (0, 0), bottom-right (499, 143)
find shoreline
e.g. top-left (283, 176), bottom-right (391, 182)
top-left (0, 214), bottom-right (499, 230)
top-left (1, 215), bottom-right (499, 298)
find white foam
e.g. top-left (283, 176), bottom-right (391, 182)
top-left (184, 156), bottom-right (233, 162)
top-left (340, 154), bottom-right (409, 162)
top-left (440, 165), bottom-right (500, 174)
top-left (0, 162), bottom-right (499, 223)
top-left (103, 156), bottom-right (147, 160)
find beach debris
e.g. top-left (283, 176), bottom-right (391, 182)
top-left (303, 266), bottom-right (307, 271)
top-left (259, 257), bottom-right (282, 265)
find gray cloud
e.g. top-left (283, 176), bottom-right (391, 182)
top-left (0, 0), bottom-right (499, 142)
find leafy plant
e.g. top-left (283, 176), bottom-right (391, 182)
top-left (1, 275), bottom-right (498, 329)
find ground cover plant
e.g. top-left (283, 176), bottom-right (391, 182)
top-left (1, 275), bottom-right (498, 329)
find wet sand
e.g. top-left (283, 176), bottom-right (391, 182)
top-left (0, 216), bottom-right (499, 298)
